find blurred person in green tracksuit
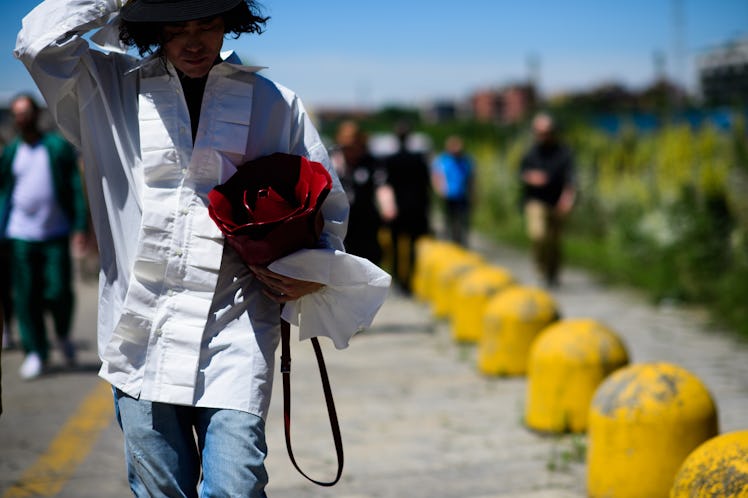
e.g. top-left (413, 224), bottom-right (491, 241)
top-left (0, 94), bottom-right (88, 379)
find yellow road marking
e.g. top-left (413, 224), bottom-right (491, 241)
top-left (3, 381), bottom-right (113, 498)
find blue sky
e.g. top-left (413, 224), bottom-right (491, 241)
top-left (1, 1), bottom-right (746, 108)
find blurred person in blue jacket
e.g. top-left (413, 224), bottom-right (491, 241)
top-left (431, 135), bottom-right (474, 247)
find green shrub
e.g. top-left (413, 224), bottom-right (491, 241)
top-left (472, 115), bottom-right (747, 338)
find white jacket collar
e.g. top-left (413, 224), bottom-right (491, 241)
top-left (125, 50), bottom-right (266, 76)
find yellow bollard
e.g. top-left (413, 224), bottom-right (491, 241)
top-left (477, 286), bottom-right (558, 376)
top-left (670, 430), bottom-right (748, 497)
top-left (412, 238), bottom-right (454, 302)
top-left (450, 265), bottom-right (515, 343)
top-left (430, 251), bottom-right (484, 319)
top-left (411, 236), bottom-right (437, 301)
top-left (588, 362), bottom-right (719, 498)
top-left (525, 318), bottom-right (629, 433)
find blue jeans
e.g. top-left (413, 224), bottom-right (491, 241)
top-left (113, 389), bottom-right (269, 498)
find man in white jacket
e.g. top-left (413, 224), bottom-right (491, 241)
top-left (16, 0), bottom-right (389, 496)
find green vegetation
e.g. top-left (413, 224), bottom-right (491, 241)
top-left (319, 107), bottom-right (748, 338)
top-left (546, 433), bottom-right (587, 472)
top-left (472, 113), bottom-right (748, 338)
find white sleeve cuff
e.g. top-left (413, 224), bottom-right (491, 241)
top-left (268, 249), bottom-right (391, 349)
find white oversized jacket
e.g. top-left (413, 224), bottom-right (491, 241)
top-left (16, 0), bottom-right (389, 419)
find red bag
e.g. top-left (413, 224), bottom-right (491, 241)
top-left (208, 152), bottom-right (343, 486)
top-left (208, 153), bottom-right (333, 266)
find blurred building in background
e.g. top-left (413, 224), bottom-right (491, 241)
top-left (698, 37), bottom-right (748, 107)
top-left (269, 34), bottom-right (748, 137)
top-left (470, 83), bottom-right (537, 125)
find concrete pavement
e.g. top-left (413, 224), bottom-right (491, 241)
top-left (1, 234), bottom-right (747, 497)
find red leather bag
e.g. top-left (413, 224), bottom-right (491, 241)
top-left (207, 152), bottom-right (333, 266)
top-left (208, 152), bottom-right (343, 486)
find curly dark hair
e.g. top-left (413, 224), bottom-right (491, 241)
top-left (119, 1), bottom-right (269, 57)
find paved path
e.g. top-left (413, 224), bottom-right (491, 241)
top-left (1, 234), bottom-right (747, 497)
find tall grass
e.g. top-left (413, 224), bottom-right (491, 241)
top-left (472, 116), bottom-right (748, 337)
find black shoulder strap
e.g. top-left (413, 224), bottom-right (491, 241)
top-left (280, 315), bottom-right (344, 486)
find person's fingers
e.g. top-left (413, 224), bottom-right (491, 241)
top-left (262, 288), bottom-right (292, 303)
top-left (250, 265), bottom-right (324, 301)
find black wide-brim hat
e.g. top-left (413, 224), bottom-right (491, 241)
top-left (120, 0), bottom-right (244, 23)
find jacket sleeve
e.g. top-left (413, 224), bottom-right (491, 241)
top-left (0, 143), bottom-right (17, 238)
top-left (62, 140), bottom-right (89, 233)
top-left (14, 0), bottom-right (125, 148)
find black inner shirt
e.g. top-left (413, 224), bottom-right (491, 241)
top-left (178, 71), bottom-right (208, 143)
top-left (177, 57), bottom-right (222, 143)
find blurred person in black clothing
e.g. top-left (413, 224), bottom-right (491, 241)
top-left (385, 122), bottom-right (431, 293)
top-left (331, 120), bottom-right (394, 265)
top-left (0, 133), bottom-right (13, 350)
top-left (1, 302), bottom-right (4, 416)
top-left (519, 112), bottom-right (576, 288)
top-left (0, 235), bottom-right (12, 349)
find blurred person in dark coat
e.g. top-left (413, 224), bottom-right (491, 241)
top-left (0, 191), bottom-right (12, 351)
top-left (519, 112), bottom-right (576, 288)
top-left (1, 302), bottom-right (4, 416)
top-left (385, 122), bottom-right (431, 293)
top-left (331, 120), bottom-right (394, 265)
top-left (0, 129), bottom-right (13, 351)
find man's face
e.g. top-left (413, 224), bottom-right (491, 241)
top-left (162, 17), bottom-right (225, 78)
top-left (532, 115), bottom-right (554, 144)
top-left (11, 97), bottom-right (37, 134)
